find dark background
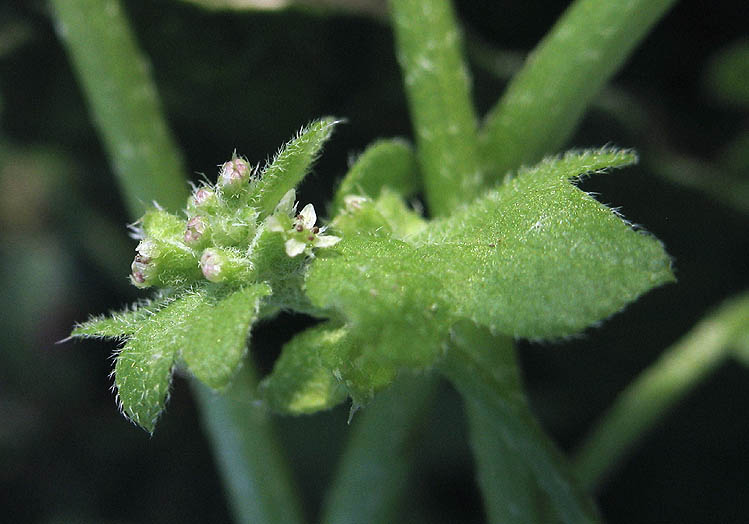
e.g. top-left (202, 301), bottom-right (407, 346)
top-left (1, 1), bottom-right (747, 522)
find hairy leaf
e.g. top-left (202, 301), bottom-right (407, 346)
top-left (72, 294), bottom-right (175, 339)
top-left (417, 148), bottom-right (675, 337)
top-left (307, 150), bottom-right (674, 389)
top-left (114, 290), bottom-right (208, 432)
top-left (260, 322), bottom-right (348, 414)
top-left (251, 117), bottom-right (339, 218)
top-left (181, 283), bottom-right (271, 390)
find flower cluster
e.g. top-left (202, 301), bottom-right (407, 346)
top-left (128, 154), bottom-right (340, 289)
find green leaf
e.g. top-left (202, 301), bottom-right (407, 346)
top-left (312, 150), bottom-right (673, 343)
top-left (417, 148), bottom-right (675, 337)
top-left (305, 149), bottom-right (673, 400)
top-left (307, 239), bottom-right (454, 368)
top-left (330, 138), bottom-right (419, 215)
top-left (250, 117), bottom-right (339, 218)
top-left (114, 289), bottom-right (209, 432)
top-left (102, 283), bottom-right (270, 431)
top-left (441, 322), bottom-right (600, 524)
top-left (181, 283), bottom-right (271, 390)
top-left (480, 0), bottom-right (678, 181)
top-left (304, 238), bottom-right (452, 403)
top-left (71, 294), bottom-right (174, 339)
top-left (390, 0), bottom-right (484, 216)
top-left (260, 322), bottom-right (348, 414)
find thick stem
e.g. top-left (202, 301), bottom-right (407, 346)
top-left (320, 374), bottom-right (437, 524)
top-left (481, 0), bottom-right (678, 181)
top-left (51, 0), bottom-right (188, 216)
top-left (572, 292), bottom-right (749, 490)
top-left (193, 365), bottom-right (305, 524)
top-left (440, 321), bottom-right (599, 524)
top-left (389, 0), bottom-right (483, 216)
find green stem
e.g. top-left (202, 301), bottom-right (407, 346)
top-left (441, 322), bottom-right (599, 524)
top-left (50, 0), bottom-right (188, 216)
top-left (320, 374), bottom-right (437, 524)
top-left (572, 292), bottom-right (749, 490)
top-left (193, 365), bottom-right (305, 524)
top-left (480, 0), bottom-right (678, 181)
top-left (52, 1), bottom-right (304, 520)
top-left (389, 0), bottom-right (483, 216)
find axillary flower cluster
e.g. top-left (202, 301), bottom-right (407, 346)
top-left (129, 155), bottom-right (340, 289)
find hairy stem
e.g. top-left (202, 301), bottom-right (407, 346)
top-left (389, 0), bottom-right (483, 216)
top-left (51, 0), bottom-right (188, 216)
top-left (572, 292), bottom-right (749, 490)
top-left (480, 0), bottom-right (678, 181)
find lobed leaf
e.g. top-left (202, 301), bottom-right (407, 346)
top-left (250, 117), bottom-right (340, 218)
top-left (100, 283), bottom-right (271, 431)
top-left (307, 150), bottom-right (675, 390)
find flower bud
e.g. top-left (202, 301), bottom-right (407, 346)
top-left (187, 186), bottom-right (220, 215)
top-left (129, 240), bottom-right (159, 288)
top-left (184, 215), bottom-right (208, 246)
top-left (218, 157), bottom-right (251, 194)
top-left (129, 238), bottom-right (202, 288)
top-left (200, 247), bottom-right (252, 283)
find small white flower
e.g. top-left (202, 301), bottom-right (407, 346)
top-left (313, 234), bottom-right (341, 248)
top-left (298, 203), bottom-right (316, 229)
top-left (284, 238), bottom-right (307, 257)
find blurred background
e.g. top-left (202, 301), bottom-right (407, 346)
top-left (0, 0), bottom-right (747, 522)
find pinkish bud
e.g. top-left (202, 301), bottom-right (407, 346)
top-left (184, 216), bottom-right (207, 246)
top-left (200, 249), bottom-right (224, 282)
top-left (130, 240), bottom-right (157, 288)
top-left (218, 157), bottom-right (251, 192)
top-left (193, 187), bottom-right (215, 206)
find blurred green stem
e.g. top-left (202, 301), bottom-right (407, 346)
top-left (389, 0), bottom-right (483, 216)
top-left (480, 0), bottom-right (678, 181)
top-left (51, 1), bottom-right (304, 521)
top-left (193, 366), bottom-right (305, 524)
top-left (441, 322), bottom-right (599, 524)
top-left (51, 0), bottom-right (188, 217)
top-left (320, 374), bottom-right (437, 524)
top-left (572, 292), bottom-right (749, 490)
